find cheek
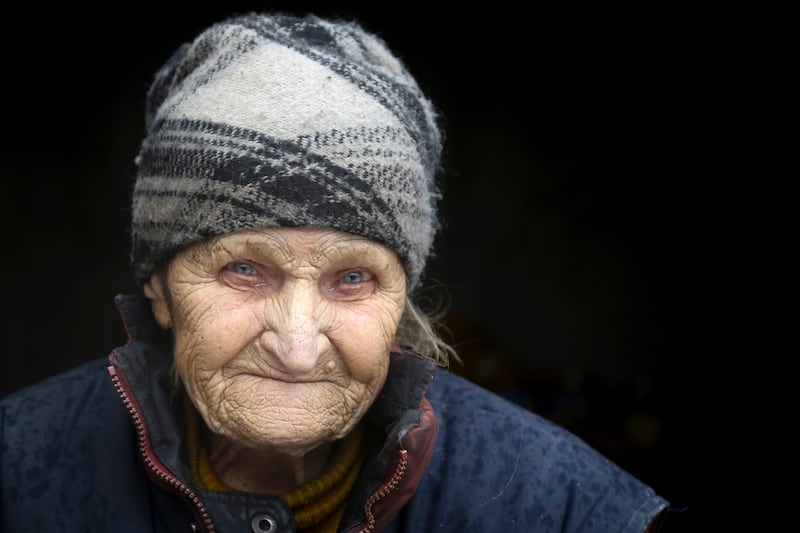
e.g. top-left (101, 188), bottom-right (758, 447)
top-left (330, 300), bottom-right (401, 383)
top-left (170, 293), bottom-right (263, 376)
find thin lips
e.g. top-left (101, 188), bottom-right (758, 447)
top-left (245, 370), bottom-right (329, 384)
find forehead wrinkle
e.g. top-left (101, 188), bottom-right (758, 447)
top-left (197, 231), bottom-right (295, 264)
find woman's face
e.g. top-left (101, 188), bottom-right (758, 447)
top-left (144, 227), bottom-right (407, 455)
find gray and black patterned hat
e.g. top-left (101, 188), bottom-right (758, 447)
top-left (131, 12), bottom-right (443, 289)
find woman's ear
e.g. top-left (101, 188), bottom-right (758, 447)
top-left (143, 272), bottom-right (172, 330)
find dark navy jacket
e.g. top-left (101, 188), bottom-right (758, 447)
top-left (1, 295), bottom-right (669, 532)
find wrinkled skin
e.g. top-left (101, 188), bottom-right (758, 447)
top-left (144, 227), bottom-right (407, 492)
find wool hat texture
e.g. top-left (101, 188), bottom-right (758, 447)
top-left (130, 12), bottom-right (443, 289)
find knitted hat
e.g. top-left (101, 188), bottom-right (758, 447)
top-left (131, 12), bottom-right (443, 289)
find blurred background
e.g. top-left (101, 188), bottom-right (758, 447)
top-left (1, 4), bottom-right (792, 530)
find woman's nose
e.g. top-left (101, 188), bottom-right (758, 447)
top-left (258, 282), bottom-right (330, 374)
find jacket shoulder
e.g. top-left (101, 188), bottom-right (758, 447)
top-left (401, 369), bottom-right (669, 532)
top-left (0, 358), bottom-right (153, 531)
top-left (1, 357), bottom-right (124, 463)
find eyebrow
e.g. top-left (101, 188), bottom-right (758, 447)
top-left (314, 241), bottom-right (390, 266)
top-left (192, 232), bottom-right (392, 268)
top-left (191, 234), bottom-right (292, 264)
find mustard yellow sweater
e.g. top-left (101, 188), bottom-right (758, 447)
top-left (186, 409), bottom-right (364, 532)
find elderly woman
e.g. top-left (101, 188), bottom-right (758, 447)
top-left (1, 12), bottom-right (673, 533)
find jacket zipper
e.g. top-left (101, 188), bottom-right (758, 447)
top-left (108, 363), bottom-right (216, 533)
top-left (357, 449), bottom-right (408, 533)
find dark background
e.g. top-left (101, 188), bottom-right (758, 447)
top-left (1, 4), bottom-right (792, 530)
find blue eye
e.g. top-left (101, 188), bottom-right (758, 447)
top-left (230, 262), bottom-right (255, 276)
top-left (342, 271), bottom-right (364, 284)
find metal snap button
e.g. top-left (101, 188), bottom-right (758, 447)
top-left (251, 513), bottom-right (278, 533)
